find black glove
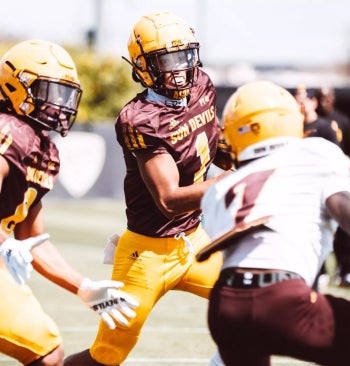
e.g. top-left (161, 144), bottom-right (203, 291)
top-left (213, 138), bottom-right (235, 171)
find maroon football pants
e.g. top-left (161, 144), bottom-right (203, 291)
top-left (208, 275), bottom-right (350, 366)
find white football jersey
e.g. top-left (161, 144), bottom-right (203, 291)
top-left (202, 137), bottom-right (350, 285)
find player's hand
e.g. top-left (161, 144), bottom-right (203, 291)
top-left (213, 138), bottom-right (235, 171)
top-left (78, 278), bottom-right (139, 329)
top-left (0, 233), bottom-right (50, 285)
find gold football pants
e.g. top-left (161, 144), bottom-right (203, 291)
top-left (90, 225), bottom-right (222, 364)
top-left (0, 261), bottom-right (61, 364)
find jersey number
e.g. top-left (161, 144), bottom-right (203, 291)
top-left (194, 132), bottom-right (210, 183)
top-left (1, 188), bottom-right (38, 234)
top-left (225, 169), bottom-right (275, 227)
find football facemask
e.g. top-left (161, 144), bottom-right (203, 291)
top-left (29, 78), bottom-right (82, 136)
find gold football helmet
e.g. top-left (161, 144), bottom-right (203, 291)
top-left (0, 39), bottom-right (82, 136)
top-left (127, 11), bottom-right (201, 99)
top-left (223, 80), bottom-right (303, 162)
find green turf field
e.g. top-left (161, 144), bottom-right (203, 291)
top-left (0, 198), bottom-right (348, 365)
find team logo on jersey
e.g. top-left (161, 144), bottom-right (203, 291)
top-left (53, 131), bottom-right (106, 198)
top-left (199, 95), bottom-right (210, 106)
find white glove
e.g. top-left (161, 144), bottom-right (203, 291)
top-left (0, 233), bottom-right (50, 285)
top-left (103, 233), bottom-right (119, 264)
top-left (78, 278), bottom-right (139, 329)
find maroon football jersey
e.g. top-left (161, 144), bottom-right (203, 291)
top-left (116, 69), bottom-right (219, 237)
top-left (0, 113), bottom-right (60, 234)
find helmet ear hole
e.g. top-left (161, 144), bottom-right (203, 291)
top-left (132, 70), bottom-right (141, 83)
top-left (5, 83), bottom-right (16, 92)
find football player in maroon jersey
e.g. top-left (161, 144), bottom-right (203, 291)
top-left (64, 11), bottom-right (231, 366)
top-left (0, 39), bottom-right (138, 365)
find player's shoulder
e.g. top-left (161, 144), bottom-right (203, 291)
top-left (0, 112), bottom-right (41, 158)
top-left (197, 68), bottom-right (211, 80)
top-left (0, 112), bottom-right (35, 137)
top-left (118, 90), bottom-right (147, 114)
top-left (334, 108), bottom-right (349, 119)
top-left (333, 109), bottom-right (350, 125)
top-left (0, 111), bottom-right (22, 127)
top-left (188, 69), bottom-right (216, 105)
top-left (116, 90), bottom-right (162, 129)
top-left (317, 116), bottom-right (333, 126)
top-left (290, 137), bottom-right (347, 167)
top-left (196, 68), bottom-right (214, 87)
top-left (298, 136), bottom-right (342, 153)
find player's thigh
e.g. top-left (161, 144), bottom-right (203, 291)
top-left (112, 230), bottom-right (168, 304)
top-left (177, 250), bottom-right (223, 298)
top-left (175, 225), bottom-right (223, 298)
top-left (93, 231), bottom-right (166, 364)
top-left (0, 268), bottom-right (61, 364)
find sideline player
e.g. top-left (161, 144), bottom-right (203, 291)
top-left (293, 85), bottom-right (338, 290)
top-left (0, 39), bottom-right (138, 365)
top-left (315, 85), bottom-right (350, 286)
top-left (64, 11), bottom-right (231, 366)
top-left (197, 80), bottom-right (350, 366)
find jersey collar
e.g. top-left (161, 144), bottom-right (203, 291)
top-left (146, 88), bottom-right (187, 107)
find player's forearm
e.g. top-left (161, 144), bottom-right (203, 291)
top-left (32, 240), bottom-right (84, 294)
top-left (326, 191), bottom-right (350, 236)
top-left (156, 171), bottom-right (230, 218)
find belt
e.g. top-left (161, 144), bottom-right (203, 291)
top-left (218, 268), bottom-right (302, 289)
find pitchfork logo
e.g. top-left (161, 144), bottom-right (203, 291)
top-left (53, 131), bottom-right (106, 198)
